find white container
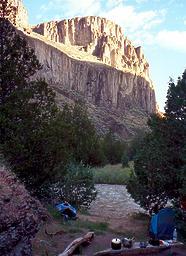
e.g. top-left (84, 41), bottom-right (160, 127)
top-left (173, 228), bottom-right (177, 242)
top-left (111, 238), bottom-right (122, 250)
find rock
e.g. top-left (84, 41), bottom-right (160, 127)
top-left (5, 0), bottom-right (28, 27)
top-left (32, 17), bottom-right (151, 80)
top-left (0, 168), bottom-right (47, 256)
top-left (21, 29), bottom-right (155, 138)
top-left (7, 1), bottom-right (157, 138)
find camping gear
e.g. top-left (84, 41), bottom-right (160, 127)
top-left (139, 241), bottom-right (148, 248)
top-left (150, 207), bottom-right (175, 240)
top-left (148, 238), bottom-right (160, 246)
top-left (111, 238), bottom-right (121, 250)
top-left (55, 202), bottom-right (77, 219)
top-left (173, 228), bottom-right (177, 242)
top-left (122, 237), bottom-right (134, 248)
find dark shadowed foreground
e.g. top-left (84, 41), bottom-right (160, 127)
top-left (0, 168), bottom-right (47, 256)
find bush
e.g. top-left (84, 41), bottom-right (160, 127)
top-left (93, 163), bottom-right (132, 185)
top-left (121, 151), bottom-right (129, 168)
top-left (53, 162), bottom-right (97, 208)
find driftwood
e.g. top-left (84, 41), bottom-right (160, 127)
top-left (58, 232), bottom-right (94, 256)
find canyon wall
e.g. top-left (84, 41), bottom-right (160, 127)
top-left (26, 32), bottom-right (155, 113)
top-left (8, 1), bottom-right (157, 137)
top-left (6, 0), bottom-right (28, 27)
top-left (33, 17), bottom-right (151, 81)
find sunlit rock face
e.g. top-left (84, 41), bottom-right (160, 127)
top-left (6, 0), bottom-right (28, 27)
top-left (32, 16), bottom-right (151, 82)
top-left (11, 2), bottom-right (156, 138)
top-left (0, 168), bottom-right (47, 256)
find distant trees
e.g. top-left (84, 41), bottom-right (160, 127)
top-left (127, 70), bottom-right (186, 216)
top-left (101, 130), bottom-right (127, 165)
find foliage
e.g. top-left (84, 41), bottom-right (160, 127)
top-left (0, 18), bottom-right (60, 193)
top-left (127, 130), bottom-right (147, 161)
top-left (53, 162), bottom-right (97, 208)
top-left (101, 131), bottom-right (127, 165)
top-left (60, 102), bottom-right (106, 167)
top-left (0, 0), bottom-right (17, 24)
top-left (127, 70), bottom-right (186, 215)
top-left (121, 151), bottom-right (129, 167)
top-left (93, 163), bottom-right (133, 185)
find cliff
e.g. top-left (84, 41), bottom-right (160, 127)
top-left (10, 1), bottom-right (156, 138)
top-left (21, 25), bottom-right (155, 137)
top-left (33, 17), bottom-right (151, 82)
top-left (5, 0), bottom-right (28, 27)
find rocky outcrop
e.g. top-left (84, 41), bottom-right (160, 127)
top-left (20, 29), bottom-right (155, 138)
top-left (10, 1), bottom-right (156, 138)
top-left (0, 168), bottom-right (47, 256)
top-left (6, 0), bottom-right (28, 27)
top-left (33, 17), bottom-right (150, 80)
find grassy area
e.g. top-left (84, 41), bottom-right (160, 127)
top-left (92, 162), bottom-right (133, 185)
top-left (47, 205), bottom-right (109, 234)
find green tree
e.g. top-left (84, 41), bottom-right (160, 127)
top-left (102, 130), bottom-right (127, 164)
top-left (60, 101), bottom-right (105, 166)
top-left (0, 18), bottom-right (59, 193)
top-left (127, 70), bottom-right (186, 214)
top-left (121, 150), bottom-right (129, 168)
top-left (53, 162), bottom-right (97, 208)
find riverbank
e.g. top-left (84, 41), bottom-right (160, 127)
top-left (33, 184), bottom-right (149, 255)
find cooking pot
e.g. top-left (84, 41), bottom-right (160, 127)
top-left (111, 238), bottom-right (121, 250)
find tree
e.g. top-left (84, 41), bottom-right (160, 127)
top-left (52, 162), bottom-right (97, 208)
top-left (60, 101), bottom-right (105, 167)
top-left (127, 70), bottom-right (186, 214)
top-left (0, 0), bottom-right (17, 24)
top-left (102, 130), bottom-right (127, 164)
top-left (0, 17), bottom-right (59, 193)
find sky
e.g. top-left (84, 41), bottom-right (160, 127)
top-left (23, 0), bottom-right (186, 111)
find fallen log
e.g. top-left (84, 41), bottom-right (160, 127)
top-left (58, 232), bottom-right (94, 256)
top-left (94, 242), bottom-right (184, 256)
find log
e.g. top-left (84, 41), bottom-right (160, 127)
top-left (94, 242), bottom-right (184, 256)
top-left (58, 232), bottom-right (94, 256)
top-left (94, 247), bottom-right (170, 256)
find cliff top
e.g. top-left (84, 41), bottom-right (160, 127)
top-left (32, 15), bottom-right (152, 84)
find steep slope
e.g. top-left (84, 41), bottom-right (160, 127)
top-left (7, 0), bottom-right (156, 138)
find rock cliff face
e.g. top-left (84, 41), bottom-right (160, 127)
top-left (27, 32), bottom-right (155, 113)
top-left (33, 17), bottom-right (150, 81)
top-left (6, 0), bottom-right (28, 27)
top-left (12, 1), bottom-right (156, 138)
top-left (23, 29), bottom-right (155, 137)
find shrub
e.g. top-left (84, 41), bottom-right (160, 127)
top-left (53, 162), bottom-right (97, 208)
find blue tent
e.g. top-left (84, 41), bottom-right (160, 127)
top-left (150, 207), bottom-right (175, 240)
top-left (56, 202), bottom-right (77, 219)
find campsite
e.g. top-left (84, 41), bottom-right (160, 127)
top-left (32, 182), bottom-right (186, 255)
top-left (0, 1), bottom-right (186, 255)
